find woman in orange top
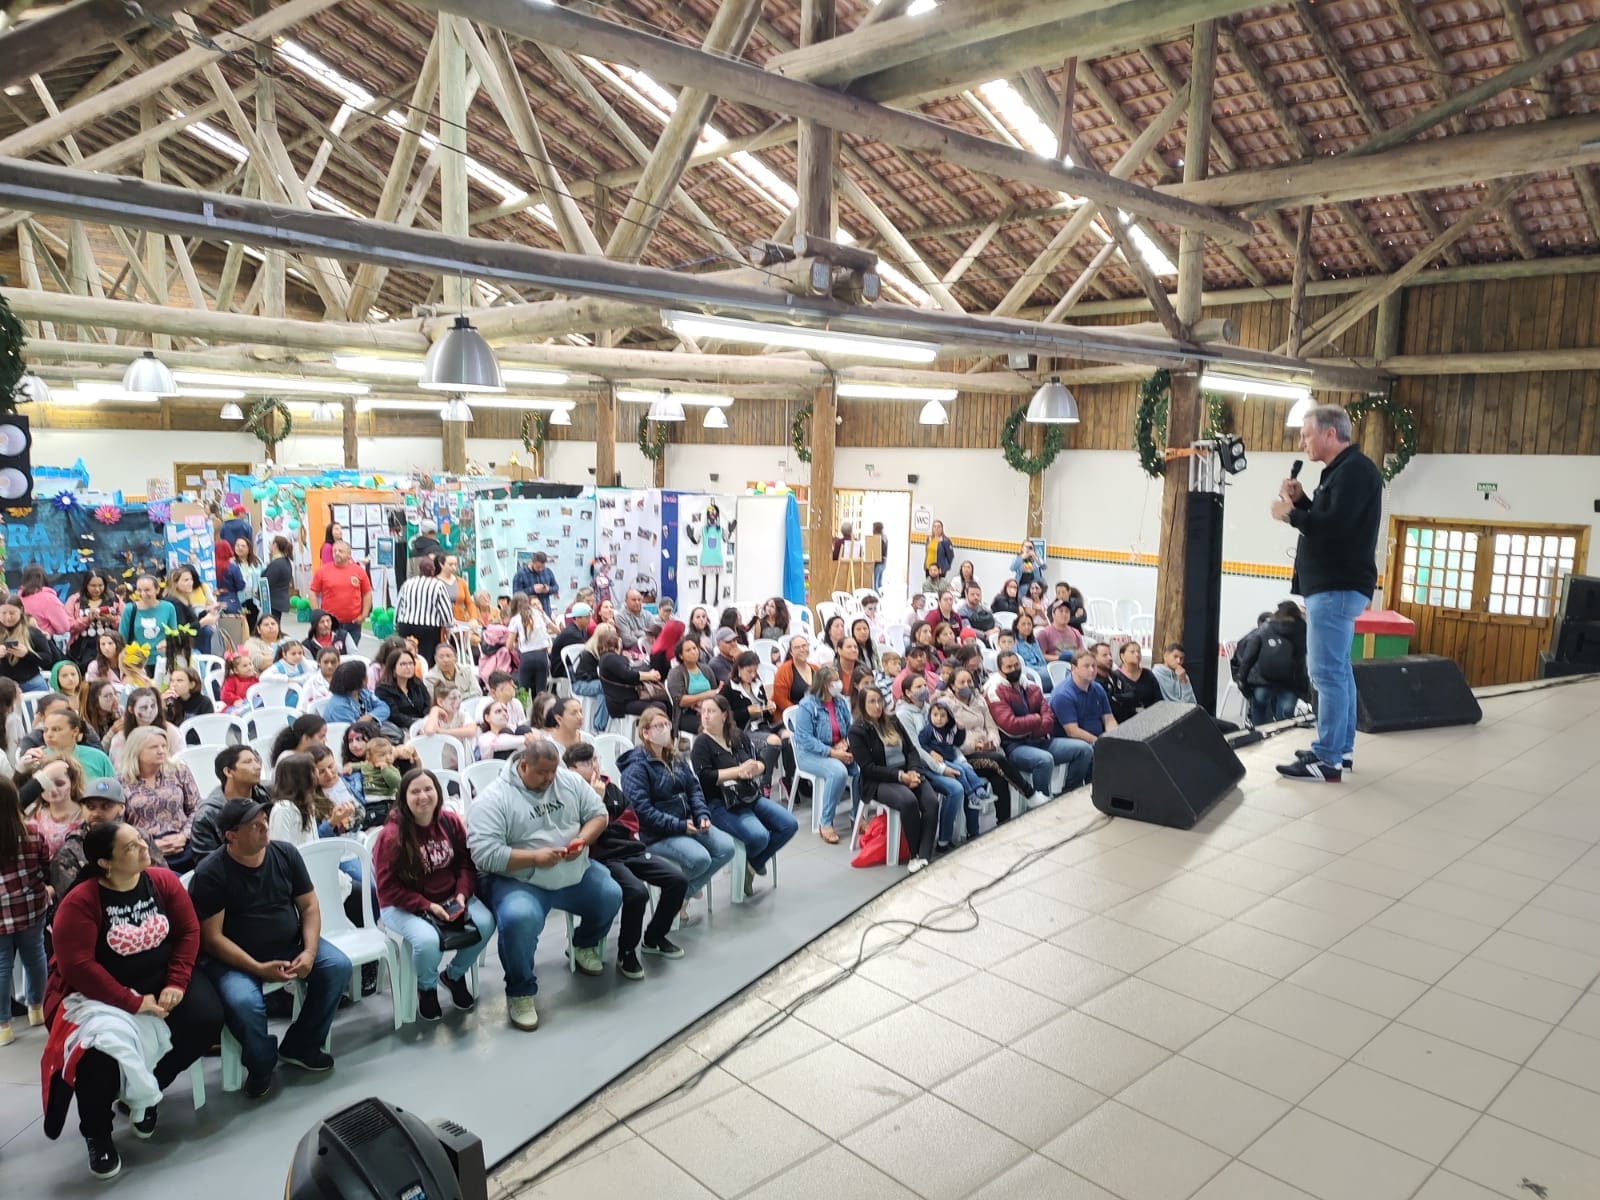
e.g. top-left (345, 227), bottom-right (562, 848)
top-left (769, 634), bottom-right (816, 723)
top-left (437, 554), bottom-right (474, 625)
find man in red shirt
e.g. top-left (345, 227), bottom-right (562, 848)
top-left (309, 541), bottom-right (372, 647)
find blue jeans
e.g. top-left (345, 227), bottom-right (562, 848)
top-left (0, 920), bottom-right (47, 1009)
top-left (710, 796), bottom-right (799, 872)
top-left (648, 827), bottom-right (739, 898)
top-left (201, 941), bottom-right (352, 1077)
top-left (1305, 589), bottom-right (1367, 764)
top-left (1251, 686), bottom-right (1300, 727)
top-left (1006, 737), bottom-right (1085, 794)
top-left (16, 673), bottom-right (47, 695)
top-left (572, 678), bottom-right (608, 730)
top-left (795, 749), bottom-right (856, 828)
top-left (873, 562), bottom-right (885, 592)
top-left (928, 771), bottom-right (968, 844)
top-left (478, 864), bottom-right (622, 998)
top-left (380, 898), bottom-right (496, 989)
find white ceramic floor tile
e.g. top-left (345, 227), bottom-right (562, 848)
top-left (1330, 924), bottom-right (1463, 984)
top-left (1051, 915), bottom-right (1181, 973)
top-left (1137, 945), bottom-right (1278, 1012)
top-left (991, 941), bottom-right (1125, 1006)
top-left (1041, 1100), bottom-right (1229, 1200)
top-left (1471, 928), bottom-right (1600, 989)
top-left (843, 1004), bottom-right (1000, 1089)
top-left (1182, 1016), bottom-right (1344, 1103)
top-left (1238, 981), bottom-right (1390, 1057)
top-left (1117, 1055), bottom-right (1291, 1155)
top-left (1488, 1068), bottom-right (1600, 1157)
top-left (1190, 1161), bottom-right (1319, 1200)
top-left (1190, 920), bottom-right (1322, 978)
top-left (1079, 977), bottom-right (1228, 1051)
top-left (1237, 896), bottom-right (1368, 951)
top-left (921, 967), bottom-right (1067, 1044)
top-left (964, 1153), bottom-right (1121, 1200)
top-left (1398, 988), bottom-right (1553, 1064)
top-left (841, 1093), bottom-right (1029, 1200)
top-left (1368, 901), bottom-right (1496, 953)
top-left (750, 1040), bottom-right (918, 1139)
top-left (736, 1143), bottom-right (919, 1200)
top-left (1444, 1115), bottom-right (1600, 1199)
top-left (641, 1087), bottom-right (828, 1197)
top-left (1301, 1062), bottom-right (1479, 1162)
top-left (972, 886), bottom-right (1093, 939)
top-left (1014, 1010), bottom-right (1172, 1096)
top-left (934, 1048), bottom-right (1103, 1150)
top-left (1240, 1108), bottom-right (1433, 1200)
top-left (1286, 951), bottom-right (1430, 1018)
top-left (1437, 956), bottom-right (1582, 1023)
top-left (1354, 1023), bottom-right (1519, 1109)
top-left (525, 1135), bottom-right (715, 1200)
top-left (1104, 894), bottom-right (1230, 944)
top-left (1408, 1170), bottom-right (1515, 1200)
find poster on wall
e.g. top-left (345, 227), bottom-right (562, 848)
top-left (473, 493), bottom-right (595, 611)
top-left (674, 492), bottom-right (738, 611)
top-left (1, 501), bottom-right (166, 589)
top-left (164, 516), bottom-right (217, 591)
top-left (732, 495), bottom-right (789, 607)
top-left (594, 488), bottom-right (662, 603)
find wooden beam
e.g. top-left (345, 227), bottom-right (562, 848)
top-left (834, 169), bottom-right (964, 313)
top-left (419, 0), bottom-right (1256, 245)
top-left (943, 218), bottom-right (1002, 287)
top-left (0, 0), bottom-right (336, 160)
top-left (0, 0), bottom-right (191, 91)
top-left (595, 379), bottom-right (617, 487)
top-left (439, 15), bottom-right (470, 313)
top-left (770, 0), bottom-right (1259, 104)
top-left (1292, 178), bottom-right (1525, 358)
top-left (1354, 20), bottom-right (1600, 159)
top-left (1166, 114), bottom-right (1600, 212)
top-left (342, 398), bottom-right (359, 469)
top-left (795, 0), bottom-right (838, 244)
top-left (1177, 21), bottom-right (1215, 330)
top-left (1286, 206), bottom-right (1312, 356)
top-left (805, 385), bottom-right (837, 598)
top-left (1042, 238), bottom-right (1119, 323)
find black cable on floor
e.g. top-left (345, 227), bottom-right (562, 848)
top-left (497, 809), bottom-right (1114, 1189)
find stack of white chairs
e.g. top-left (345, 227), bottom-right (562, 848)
top-left (179, 713), bottom-right (246, 748)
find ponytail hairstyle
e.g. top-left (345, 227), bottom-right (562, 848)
top-left (69, 819), bottom-right (127, 893)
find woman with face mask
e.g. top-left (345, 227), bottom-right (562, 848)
top-left (941, 667), bottom-right (1029, 822)
top-left (788, 665), bottom-right (857, 845)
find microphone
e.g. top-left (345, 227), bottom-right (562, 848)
top-left (1289, 459), bottom-right (1303, 480)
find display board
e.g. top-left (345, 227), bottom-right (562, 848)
top-left (0, 500), bottom-right (166, 589)
top-left (473, 493), bottom-right (595, 610)
top-left (164, 514), bottom-right (218, 591)
top-left (671, 492), bottom-right (739, 610)
top-left (730, 495), bottom-right (789, 607)
top-left (593, 488), bottom-right (662, 603)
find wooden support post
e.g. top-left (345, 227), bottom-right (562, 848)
top-left (442, 419), bottom-right (467, 475)
top-left (652, 447), bottom-right (666, 490)
top-left (1287, 205), bottom-right (1312, 356)
top-left (1176, 21), bottom-right (1215, 328)
top-left (141, 97), bottom-right (169, 348)
top-left (796, 0), bottom-right (837, 242)
top-left (595, 379), bottom-right (617, 487)
top-left (439, 15), bottom-right (469, 313)
top-left (1026, 470), bottom-right (1044, 541)
top-left (805, 385), bottom-right (837, 603)
top-left (342, 398), bottom-right (358, 469)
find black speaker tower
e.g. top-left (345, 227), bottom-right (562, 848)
top-left (1181, 492), bottom-right (1225, 715)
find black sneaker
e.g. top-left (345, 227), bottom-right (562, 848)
top-left (617, 948), bottom-right (645, 980)
top-left (1295, 749), bottom-right (1353, 772)
top-left (86, 1134), bottom-right (120, 1180)
top-left (641, 936), bottom-right (684, 959)
top-left (115, 1100), bottom-right (158, 1139)
top-left (279, 1047), bottom-right (334, 1072)
top-left (244, 1070), bottom-right (273, 1099)
top-left (360, 962), bottom-right (379, 997)
top-left (416, 988), bottom-right (442, 1022)
top-left (442, 973), bottom-right (476, 1012)
top-left (1277, 758), bottom-right (1342, 783)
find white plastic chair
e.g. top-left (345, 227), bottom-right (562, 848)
top-left (324, 723), bottom-right (350, 767)
top-left (247, 706), bottom-right (298, 743)
top-left (246, 678), bottom-right (299, 710)
top-left (175, 746), bottom-right (221, 789)
top-left (219, 981), bottom-right (301, 1092)
top-left (460, 696), bottom-right (489, 725)
top-left (411, 733), bottom-right (466, 772)
top-left (382, 922), bottom-right (480, 1025)
top-left (1087, 599), bottom-right (1116, 631)
top-left (852, 588), bottom-right (879, 609)
top-left (789, 607), bottom-right (815, 640)
top-left (192, 653), bottom-right (226, 693)
top-left (1116, 599), bottom-right (1144, 630)
top-left (1130, 614), bottom-right (1155, 650)
top-left (461, 760), bottom-right (503, 810)
top-left (993, 611), bottom-right (1016, 632)
top-left (751, 637), bottom-right (782, 667)
top-left (594, 733), bottom-right (631, 782)
top-left (179, 713), bottom-right (246, 747)
top-left (1047, 660), bottom-right (1071, 688)
top-left (883, 623), bottom-right (910, 653)
top-left (560, 644), bottom-right (592, 724)
top-left (250, 732), bottom-right (279, 782)
top-left (296, 838), bottom-right (403, 1030)
top-left (815, 601), bottom-right (843, 633)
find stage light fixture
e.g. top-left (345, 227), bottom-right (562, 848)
top-left (1216, 434), bottom-right (1248, 475)
top-left (0, 414), bottom-right (33, 506)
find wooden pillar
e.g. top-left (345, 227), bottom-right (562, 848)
top-left (439, 15), bottom-right (469, 472)
top-left (1287, 205), bottom-right (1312, 356)
top-left (1154, 21), bottom-right (1215, 650)
top-left (595, 381), bottom-right (617, 487)
top-left (251, 9), bottom-right (285, 323)
top-left (341, 398), bottom-right (358, 469)
top-left (141, 97), bottom-right (169, 348)
top-left (805, 385), bottom-right (837, 602)
top-left (651, 446), bottom-right (666, 490)
top-left (442, 419), bottom-right (467, 474)
top-left (1360, 293), bottom-right (1402, 465)
top-left (795, 0), bottom-right (837, 240)
top-left (1026, 470), bottom-right (1045, 540)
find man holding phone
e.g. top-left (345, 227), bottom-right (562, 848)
top-left (466, 741), bottom-right (621, 1032)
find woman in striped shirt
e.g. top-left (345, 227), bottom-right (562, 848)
top-left (393, 556), bottom-right (455, 669)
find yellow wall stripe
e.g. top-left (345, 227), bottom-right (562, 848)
top-left (913, 535), bottom-right (1296, 582)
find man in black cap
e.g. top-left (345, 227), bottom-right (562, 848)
top-left (188, 798), bottom-right (352, 1098)
top-left (49, 778), bottom-right (166, 897)
top-left (705, 626), bottom-right (743, 687)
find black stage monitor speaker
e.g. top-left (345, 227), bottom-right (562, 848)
top-left (1539, 651), bottom-right (1600, 680)
top-left (1551, 619), bottom-right (1600, 667)
top-left (1091, 701), bottom-right (1245, 830)
top-left (1555, 574), bottom-right (1600, 627)
top-left (1353, 654), bottom-right (1481, 733)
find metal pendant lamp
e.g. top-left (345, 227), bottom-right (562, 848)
top-left (647, 388), bottom-right (685, 422)
top-left (1285, 396), bottom-right (1313, 427)
top-left (219, 401), bottom-right (244, 421)
top-left (918, 399), bottom-right (949, 426)
top-left (703, 405), bottom-right (728, 430)
top-left (548, 406), bottom-right (572, 426)
top-left (1026, 375), bottom-right (1079, 423)
top-left (440, 396), bottom-right (474, 423)
top-left (122, 350), bottom-right (178, 396)
top-left (16, 372), bottom-right (50, 405)
top-left (420, 316), bottom-right (504, 393)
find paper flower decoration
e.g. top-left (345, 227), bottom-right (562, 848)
top-left (147, 501), bottom-right (171, 524)
top-left (53, 492), bottom-right (78, 511)
top-left (93, 504), bottom-right (122, 525)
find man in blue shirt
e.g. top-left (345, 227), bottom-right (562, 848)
top-left (512, 551), bottom-right (560, 606)
top-left (1047, 650), bottom-right (1116, 789)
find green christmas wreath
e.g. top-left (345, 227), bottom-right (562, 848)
top-left (790, 402), bottom-right (813, 464)
top-left (1345, 389), bottom-right (1418, 483)
top-left (1134, 369), bottom-right (1229, 479)
top-left (0, 288), bottom-right (25, 413)
top-left (1000, 405), bottom-right (1065, 476)
top-left (244, 396), bottom-right (293, 451)
top-left (520, 410), bottom-right (548, 454)
top-left (636, 414), bottom-right (668, 462)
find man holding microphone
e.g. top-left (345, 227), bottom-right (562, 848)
top-left (1269, 405), bottom-right (1383, 782)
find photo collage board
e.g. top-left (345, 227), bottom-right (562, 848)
top-left (473, 493), bottom-right (597, 614)
top-left (593, 488), bottom-right (663, 604)
top-left (661, 492), bottom-right (738, 610)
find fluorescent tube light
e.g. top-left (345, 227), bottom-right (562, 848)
top-left (1203, 372), bottom-right (1311, 403)
top-left (617, 388), bottom-right (733, 408)
top-left (663, 312), bottom-right (937, 364)
top-left (172, 371), bottom-right (369, 396)
top-left (836, 384), bottom-right (958, 402)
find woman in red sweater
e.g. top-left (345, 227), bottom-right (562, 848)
top-left (373, 768), bottom-right (493, 1022)
top-left (43, 821), bottom-right (222, 1180)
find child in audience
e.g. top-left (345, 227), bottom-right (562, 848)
top-left (358, 736), bottom-right (403, 802)
top-left (162, 665), bottom-right (214, 724)
top-left (84, 633), bottom-right (124, 684)
top-left (0, 776), bottom-right (50, 1043)
top-left (265, 639), bottom-right (314, 685)
top-left (476, 701), bottom-right (527, 760)
top-left (876, 650), bottom-right (903, 699)
top-left (121, 642), bottom-right (155, 691)
top-left (484, 671), bottom-right (530, 732)
top-left (296, 647), bottom-right (342, 713)
top-left (422, 681), bottom-right (478, 740)
top-left (918, 697), bottom-right (990, 811)
top-left (218, 651), bottom-right (257, 712)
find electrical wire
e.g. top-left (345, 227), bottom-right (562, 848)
top-left (491, 809), bottom-right (1113, 1191)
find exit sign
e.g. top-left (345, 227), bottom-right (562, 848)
top-left (1476, 482), bottom-right (1498, 494)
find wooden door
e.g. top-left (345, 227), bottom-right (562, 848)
top-left (1389, 517), bottom-right (1589, 686)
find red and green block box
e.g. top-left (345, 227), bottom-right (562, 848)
top-left (1353, 609), bottom-right (1414, 660)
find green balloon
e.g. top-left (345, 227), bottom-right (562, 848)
top-left (287, 517), bottom-right (301, 530)
top-left (293, 487), bottom-right (306, 500)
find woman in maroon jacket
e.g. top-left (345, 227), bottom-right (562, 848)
top-left (44, 821), bottom-right (222, 1180)
top-left (373, 767), bottom-right (494, 1022)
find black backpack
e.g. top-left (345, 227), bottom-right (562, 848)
top-left (1255, 631), bottom-right (1298, 686)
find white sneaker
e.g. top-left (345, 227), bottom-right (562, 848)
top-left (1029, 791), bottom-right (1050, 809)
top-left (907, 857), bottom-right (928, 874)
top-left (507, 995), bottom-right (539, 1030)
top-left (572, 946), bottom-right (604, 976)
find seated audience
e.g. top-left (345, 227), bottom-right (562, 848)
top-left (1090, 641), bottom-right (1115, 688)
top-left (375, 649), bottom-right (430, 730)
top-left (1232, 602), bottom-right (1309, 726)
top-left (239, 613), bottom-right (291, 675)
top-left (49, 659), bottom-right (84, 705)
top-left (921, 562), bottom-right (952, 597)
top-left (685, 607), bottom-right (716, 657)
top-left (992, 578), bottom-right (1021, 616)
top-left (690, 694), bottom-right (797, 894)
top-left (23, 755), bottom-right (84, 856)
top-left (750, 597), bottom-right (790, 644)
top-left (704, 626), bottom-right (743, 687)
top-left (892, 675), bottom-right (967, 848)
top-left (664, 637), bottom-right (717, 735)
top-left (0, 594), bottom-right (57, 693)
top-left (596, 627), bottom-right (664, 722)
top-left (849, 618), bottom-right (879, 674)
top-left (1108, 640), bottom-right (1163, 724)
top-left (323, 660), bottom-right (391, 725)
top-left (564, 741), bottom-right (687, 981)
top-left (42, 819), bottom-right (222, 1179)
top-left (81, 680), bottom-right (121, 744)
top-left (647, 618), bottom-right (685, 679)
top-left (569, 625), bottom-right (610, 731)
top-left (219, 653), bottom-right (258, 711)
top-left (956, 583), bottom-right (995, 634)
top-left (1047, 650), bottom-right (1114, 790)
top-left (301, 609), bottom-right (353, 659)
top-left (66, 571), bottom-right (123, 669)
top-left (373, 767), bottom-right (493, 1019)
top-left (613, 589), bottom-right (652, 657)
top-left (932, 621), bottom-right (961, 662)
top-left (942, 667), bottom-right (1030, 819)
top-left (789, 667), bottom-right (859, 845)
top-left (619, 706), bottom-right (737, 907)
top-left (84, 633), bottom-right (124, 686)
top-left (919, 698), bottom-right (990, 815)
top-left (478, 700), bottom-right (529, 762)
top-left (891, 644), bottom-right (939, 703)
top-left (466, 742), bottom-right (622, 1030)
top-left (263, 640), bottom-right (315, 691)
top-left (191, 746), bottom-right (269, 859)
top-left (117, 726), bottom-right (201, 873)
top-left (1153, 643), bottom-right (1198, 703)
top-left (769, 635), bottom-right (815, 721)
top-left (188, 797), bottom-right (352, 1096)
top-left (1052, 581), bottom-right (1089, 631)
top-left (987, 650), bottom-right (1077, 807)
top-left (482, 672), bottom-right (530, 732)
top-left (356, 737), bottom-right (403, 807)
top-left (1010, 540), bottom-right (1046, 592)
top-left (726, 651), bottom-right (788, 777)
top-left (848, 685), bottom-right (940, 871)
top-left (29, 707), bottom-right (114, 781)
top-left (295, 648), bottom-right (343, 714)
top-left (542, 697), bottom-right (587, 753)
top-left (549, 603), bottom-right (592, 685)
top-left (1036, 602), bottom-right (1083, 666)
top-left (425, 641), bottom-right (481, 701)
top-left (423, 682), bottom-right (478, 741)
top-left (107, 687), bottom-right (180, 761)
top-left (162, 667), bottom-right (214, 726)
top-left (119, 575), bottom-right (177, 662)
top-left (50, 777), bottom-right (167, 899)
top-left (268, 714), bottom-right (328, 768)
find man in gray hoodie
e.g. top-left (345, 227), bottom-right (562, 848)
top-left (466, 740), bottom-right (621, 1031)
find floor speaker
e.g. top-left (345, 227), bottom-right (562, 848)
top-left (1353, 655), bottom-right (1481, 733)
top-left (1091, 701), bottom-right (1245, 830)
top-left (1551, 619), bottom-right (1600, 667)
top-left (1555, 574), bottom-right (1600, 627)
top-left (1539, 651), bottom-right (1600, 679)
